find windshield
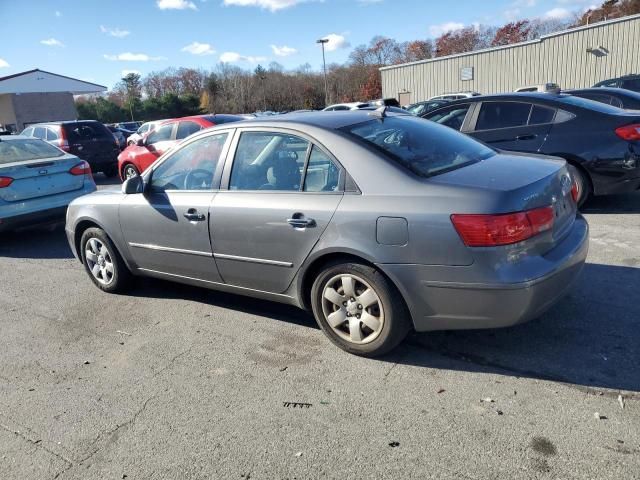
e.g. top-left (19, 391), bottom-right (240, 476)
top-left (0, 138), bottom-right (64, 164)
top-left (341, 116), bottom-right (495, 178)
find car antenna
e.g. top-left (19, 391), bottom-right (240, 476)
top-left (369, 106), bottom-right (387, 119)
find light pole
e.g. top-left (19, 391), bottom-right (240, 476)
top-left (316, 38), bottom-right (329, 107)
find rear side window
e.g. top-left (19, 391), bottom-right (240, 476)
top-left (33, 127), bottom-right (47, 139)
top-left (303, 146), bottom-right (341, 192)
top-left (176, 121), bottom-right (202, 140)
top-left (424, 104), bottom-right (470, 131)
top-left (529, 105), bottom-right (556, 125)
top-left (0, 138), bottom-right (64, 164)
top-left (46, 128), bottom-right (59, 141)
top-left (476, 102), bottom-right (531, 130)
top-left (342, 116), bottom-right (495, 178)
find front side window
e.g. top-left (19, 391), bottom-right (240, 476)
top-left (424, 104), bottom-right (470, 131)
top-left (342, 116), bottom-right (495, 178)
top-left (150, 133), bottom-right (228, 192)
top-left (147, 124), bottom-right (173, 144)
top-left (21, 127), bottom-right (34, 137)
top-left (303, 146), bottom-right (341, 192)
top-left (476, 102), bottom-right (531, 130)
top-left (176, 121), bottom-right (202, 140)
top-left (230, 132), bottom-right (308, 191)
top-left (622, 78), bottom-right (640, 92)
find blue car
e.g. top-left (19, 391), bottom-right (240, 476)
top-left (0, 135), bottom-right (96, 232)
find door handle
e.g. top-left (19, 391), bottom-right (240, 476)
top-left (287, 213), bottom-right (316, 228)
top-left (183, 209), bottom-right (206, 222)
top-left (516, 134), bottom-right (537, 141)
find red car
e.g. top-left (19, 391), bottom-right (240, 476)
top-left (118, 114), bottom-right (249, 179)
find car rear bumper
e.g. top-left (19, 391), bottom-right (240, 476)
top-left (0, 206), bottom-right (68, 232)
top-left (380, 216), bottom-right (589, 332)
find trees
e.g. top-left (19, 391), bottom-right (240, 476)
top-left (492, 20), bottom-right (532, 46)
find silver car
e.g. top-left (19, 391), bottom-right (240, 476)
top-left (65, 110), bottom-right (589, 356)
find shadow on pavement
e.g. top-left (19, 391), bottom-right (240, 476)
top-left (387, 262), bottom-right (640, 394)
top-left (582, 192), bottom-right (640, 214)
top-left (0, 224), bottom-right (73, 259)
top-left (131, 262), bottom-right (639, 393)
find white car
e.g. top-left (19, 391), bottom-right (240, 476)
top-left (515, 83), bottom-right (561, 93)
top-left (322, 102), bottom-right (370, 111)
top-left (126, 120), bottom-right (165, 146)
top-left (429, 92), bottom-right (481, 101)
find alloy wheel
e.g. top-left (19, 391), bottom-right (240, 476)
top-left (321, 274), bottom-right (385, 345)
top-left (85, 238), bottom-right (115, 286)
top-left (124, 165), bottom-right (138, 179)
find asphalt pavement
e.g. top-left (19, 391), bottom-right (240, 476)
top-left (0, 175), bottom-right (638, 479)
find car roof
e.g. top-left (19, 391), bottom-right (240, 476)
top-left (28, 120), bottom-right (101, 126)
top-left (214, 110), bottom-right (407, 131)
top-left (567, 87), bottom-right (640, 97)
top-left (0, 134), bottom-right (33, 141)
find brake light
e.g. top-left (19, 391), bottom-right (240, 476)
top-left (69, 161), bottom-right (92, 176)
top-left (615, 124), bottom-right (640, 141)
top-left (451, 206), bottom-right (554, 247)
top-left (59, 127), bottom-right (70, 152)
top-left (570, 181), bottom-right (579, 203)
top-left (0, 176), bottom-right (14, 188)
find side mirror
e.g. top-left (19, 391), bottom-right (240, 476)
top-left (122, 175), bottom-right (144, 194)
top-left (136, 138), bottom-right (145, 147)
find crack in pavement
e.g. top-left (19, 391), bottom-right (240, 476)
top-left (0, 419), bottom-right (73, 469)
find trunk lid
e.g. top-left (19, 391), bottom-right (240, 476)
top-left (0, 155), bottom-right (86, 202)
top-left (432, 152), bottom-right (577, 246)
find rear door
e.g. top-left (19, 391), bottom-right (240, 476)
top-left (210, 128), bottom-right (344, 293)
top-left (469, 101), bottom-right (554, 152)
top-left (0, 139), bottom-right (85, 204)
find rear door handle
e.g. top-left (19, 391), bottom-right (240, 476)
top-left (516, 134), bottom-right (537, 141)
top-left (184, 208), bottom-right (206, 222)
top-left (287, 213), bottom-right (316, 228)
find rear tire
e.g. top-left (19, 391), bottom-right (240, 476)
top-left (310, 262), bottom-right (411, 357)
top-left (80, 227), bottom-right (132, 293)
top-left (567, 164), bottom-right (589, 207)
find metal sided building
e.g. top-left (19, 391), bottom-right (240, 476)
top-left (381, 14), bottom-right (640, 105)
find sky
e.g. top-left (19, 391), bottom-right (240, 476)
top-left (0, 0), bottom-right (597, 90)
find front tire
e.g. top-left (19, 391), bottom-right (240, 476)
top-left (122, 163), bottom-right (140, 180)
top-left (80, 227), bottom-right (132, 293)
top-left (310, 262), bottom-right (411, 357)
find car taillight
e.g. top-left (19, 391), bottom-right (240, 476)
top-left (570, 181), bottom-right (579, 203)
top-left (0, 176), bottom-right (14, 188)
top-left (451, 206), bottom-right (554, 247)
top-left (59, 127), bottom-right (70, 152)
top-left (69, 161), bottom-right (92, 176)
top-left (615, 124), bottom-right (640, 141)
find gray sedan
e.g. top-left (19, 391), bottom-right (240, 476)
top-left (65, 110), bottom-right (589, 356)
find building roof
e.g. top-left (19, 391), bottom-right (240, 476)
top-left (0, 69), bottom-right (107, 95)
top-left (380, 13), bottom-right (640, 72)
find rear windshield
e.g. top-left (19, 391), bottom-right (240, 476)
top-left (65, 122), bottom-right (112, 141)
top-left (341, 116), bottom-right (495, 178)
top-left (202, 115), bottom-right (245, 125)
top-left (557, 95), bottom-right (625, 114)
top-left (0, 138), bottom-right (64, 164)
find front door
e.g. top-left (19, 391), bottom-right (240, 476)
top-left (210, 130), bottom-right (344, 293)
top-left (120, 131), bottom-right (231, 282)
top-left (470, 101), bottom-right (554, 152)
top-left (138, 122), bottom-right (177, 172)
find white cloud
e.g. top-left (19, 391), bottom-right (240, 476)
top-left (544, 7), bottom-right (572, 20)
top-left (100, 25), bottom-right (131, 38)
top-left (157, 0), bottom-right (197, 10)
top-left (270, 44), bottom-right (297, 57)
top-left (319, 33), bottom-right (350, 52)
top-left (0, 58), bottom-right (9, 68)
top-left (223, 0), bottom-right (305, 11)
top-left (121, 69), bottom-right (141, 77)
top-left (55, 10), bottom-right (62, 17)
top-left (182, 41), bottom-right (216, 55)
top-left (219, 51), bottom-right (267, 63)
top-left (429, 22), bottom-right (465, 37)
top-left (40, 38), bottom-right (64, 47)
top-left (104, 52), bottom-right (167, 61)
